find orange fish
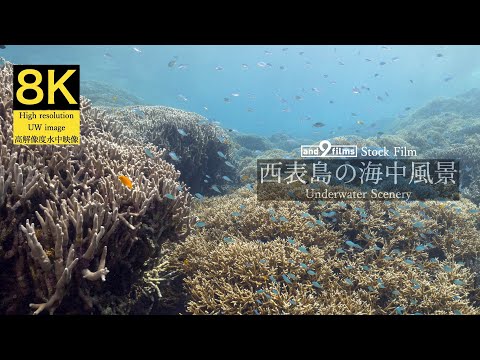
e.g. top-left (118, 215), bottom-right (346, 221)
top-left (118, 175), bottom-right (133, 189)
top-left (241, 175), bottom-right (250, 182)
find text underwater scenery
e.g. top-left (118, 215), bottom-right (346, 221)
top-left (1, 45), bottom-right (480, 316)
top-left (13, 65), bottom-right (80, 145)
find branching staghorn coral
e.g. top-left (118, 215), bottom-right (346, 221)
top-left (89, 105), bottom-right (238, 195)
top-left (0, 62), bottom-right (194, 314)
top-left (172, 186), bottom-right (480, 315)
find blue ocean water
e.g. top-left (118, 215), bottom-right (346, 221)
top-left (3, 45), bottom-right (480, 138)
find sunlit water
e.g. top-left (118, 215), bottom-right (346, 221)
top-left (2, 45), bottom-right (480, 139)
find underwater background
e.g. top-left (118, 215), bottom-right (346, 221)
top-left (1, 45), bottom-right (480, 315)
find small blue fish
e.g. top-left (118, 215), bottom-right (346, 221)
top-left (195, 221), bottom-right (206, 228)
top-left (345, 278), bottom-right (354, 286)
top-left (204, 179), bottom-right (209, 183)
top-left (259, 259), bottom-right (267, 264)
top-left (392, 290), bottom-right (400, 296)
top-left (222, 176), bottom-right (233, 182)
top-left (205, 175), bottom-right (212, 179)
top-left (457, 261), bottom-right (465, 266)
top-left (176, 185), bottom-right (183, 191)
top-left (368, 286), bottom-right (375, 292)
top-left (429, 258), bottom-right (438, 263)
top-left (282, 274), bottom-right (292, 284)
top-left (387, 225), bottom-right (394, 231)
top-left (231, 211), bottom-right (241, 217)
top-left (239, 204), bottom-right (246, 210)
top-left (217, 151), bottom-right (227, 159)
top-left (301, 213), bottom-right (311, 218)
top-left (443, 265), bottom-right (453, 272)
top-left (404, 259), bottom-right (415, 265)
top-left (272, 289), bottom-right (279, 295)
top-left (345, 240), bottom-right (362, 249)
top-left (270, 216), bottom-right (277, 222)
top-left (418, 202), bottom-right (428, 208)
top-left (338, 202), bottom-right (347, 208)
top-left (322, 211), bottom-right (336, 218)
top-left (254, 310), bottom-right (260, 315)
top-left (374, 245), bottom-right (382, 251)
top-left (453, 310), bottom-right (462, 315)
top-left (413, 221), bottom-right (424, 229)
top-left (287, 273), bottom-right (297, 280)
top-left (289, 299), bottom-right (296, 305)
top-left (384, 256), bottom-right (392, 260)
top-left (414, 312), bottom-right (423, 315)
top-left (362, 265), bottom-right (370, 271)
top-left (415, 245), bottom-right (426, 252)
top-left (467, 209), bottom-right (479, 214)
top-left (384, 201), bottom-right (392, 205)
top-left (225, 161), bottom-right (235, 168)
top-left (287, 238), bottom-right (295, 245)
top-left (195, 193), bottom-right (204, 200)
top-left (133, 108), bottom-right (145, 118)
top-left (256, 289), bottom-right (264, 294)
top-left (410, 299), bottom-right (418, 305)
top-left (315, 219), bottom-right (324, 225)
top-left (165, 194), bottom-right (175, 200)
top-left (223, 237), bottom-right (234, 243)
top-left (256, 300), bottom-right (263, 305)
top-left (312, 281), bottom-right (322, 289)
top-left (144, 148), bottom-right (154, 158)
top-left (345, 265), bottom-right (354, 270)
top-left (246, 183), bottom-right (254, 191)
top-left (307, 270), bottom-right (316, 276)
top-left (168, 152), bottom-right (180, 161)
top-left (300, 263), bottom-right (308, 269)
top-left (269, 275), bottom-right (277, 283)
top-left (453, 279), bottom-right (464, 286)
top-left (298, 246), bottom-right (308, 253)
top-left (177, 128), bottom-right (188, 136)
top-left (388, 209), bottom-right (400, 217)
top-left (211, 185), bottom-right (221, 193)
top-left (336, 248), bottom-right (345, 254)
top-left (279, 216), bottom-right (288, 222)
top-left (306, 222), bottom-right (315, 228)
top-left (395, 306), bottom-right (404, 315)
top-left (265, 294), bottom-right (272, 300)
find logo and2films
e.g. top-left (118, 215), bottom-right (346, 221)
top-left (13, 65), bottom-right (80, 145)
top-left (301, 140), bottom-right (357, 158)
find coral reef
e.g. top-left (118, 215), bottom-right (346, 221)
top-left (80, 80), bottom-right (147, 107)
top-left (97, 106), bottom-right (237, 195)
top-left (230, 133), bottom-right (273, 151)
top-left (0, 62), bottom-right (194, 314)
top-left (172, 186), bottom-right (480, 314)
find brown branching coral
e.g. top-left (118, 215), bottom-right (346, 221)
top-left (172, 186), bottom-right (480, 315)
top-left (91, 105), bottom-right (238, 195)
top-left (0, 62), bottom-right (194, 314)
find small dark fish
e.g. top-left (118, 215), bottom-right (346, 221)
top-left (299, 51), bottom-right (304, 55)
top-left (444, 76), bottom-right (453, 82)
top-left (313, 122), bottom-right (325, 128)
top-left (280, 66), bottom-right (286, 70)
top-left (410, 79), bottom-right (414, 84)
top-left (385, 91), bottom-right (389, 97)
top-left (0, 45), bottom-right (6, 49)
top-left (224, 97), bottom-right (230, 103)
top-left (374, 73), bottom-right (379, 77)
top-left (377, 96), bottom-right (384, 101)
top-left (379, 61), bottom-right (386, 66)
top-left (323, 74), bottom-right (328, 78)
top-left (392, 56), bottom-right (399, 61)
top-left (168, 59), bottom-right (176, 67)
top-left (365, 58), bottom-right (372, 62)
top-left (405, 107), bottom-right (411, 111)
top-left (104, 53), bottom-right (113, 58)
top-left (436, 53), bottom-right (443, 57)
top-left (329, 100), bottom-right (334, 104)
top-left (351, 113), bottom-right (358, 116)
top-left (282, 47), bottom-right (289, 51)
top-left (377, 131), bottom-right (384, 136)
top-left (338, 61), bottom-right (345, 65)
